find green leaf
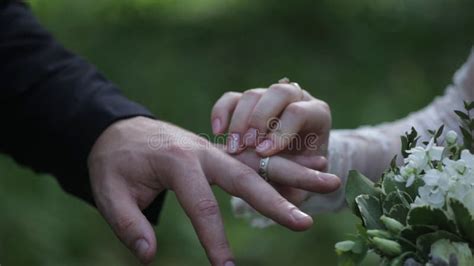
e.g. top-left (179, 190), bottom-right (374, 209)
top-left (356, 195), bottom-right (384, 230)
top-left (434, 125), bottom-right (444, 143)
top-left (380, 215), bottom-right (405, 234)
top-left (430, 239), bottom-right (474, 266)
top-left (400, 225), bottom-right (435, 243)
top-left (336, 254), bottom-right (358, 266)
top-left (383, 177), bottom-right (423, 202)
top-left (401, 136), bottom-right (408, 158)
top-left (416, 231), bottom-right (463, 255)
top-left (371, 237), bottom-right (402, 257)
top-left (382, 174), bottom-right (404, 195)
top-left (404, 179), bottom-right (424, 201)
top-left (382, 191), bottom-right (412, 215)
top-left (463, 101), bottom-right (474, 111)
top-left (460, 126), bottom-right (473, 150)
top-left (401, 127), bottom-right (419, 158)
top-left (336, 235), bottom-right (369, 266)
top-left (407, 206), bottom-right (457, 233)
top-left (387, 205), bottom-right (409, 225)
top-left (367, 229), bottom-right (392, 239)
top-left (335, 241), bottom-right (356, 253)
top-left (463, 101), bottom-right (470, 111)
top-left (390, 155), bottom-right (398, 171)
top-left (455, 110), bottom-right (470, 121)
top-left (346, 170), bottom-right (383, 216)
top-left (449, 199), bottom-right (474, 243)
top-left (388, 252), bottom-right (418, 266)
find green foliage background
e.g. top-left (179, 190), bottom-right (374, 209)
top-left (1, 0), bottom-right (473, 265)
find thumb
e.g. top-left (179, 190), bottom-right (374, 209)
top-left (95, 178), bottom-right (157, 265)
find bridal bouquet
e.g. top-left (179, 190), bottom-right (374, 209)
top-left (335, 102), bottom-right (474, 266)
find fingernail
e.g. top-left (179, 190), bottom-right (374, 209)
top-left (291, 208), bottom-right (310, 222)
top-left (243, 128), bottom-right (257, 146)
top-left (319, 172), bottom-right (341, 188)
top-left (224, 261), bottom-right (235, 266)
top-left (227, 133), bottom-right (240, 153)
top-left (212, 118), bottom-right (221, 134)
top-left (256, 139), bottom-right (273, 153)
top-left (134, 238), bottom-right (149, 259)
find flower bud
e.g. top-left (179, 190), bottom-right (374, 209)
top-left (335, 240), bottom-right (355, 255)
top-left (446, 130), bottom-right (458, 145)
top-left (367, 229), bottom-right (392, 239)
top-left (380, 215), bottom-right (404, 234)
top-left (371, 237), bottom-right (402, 257)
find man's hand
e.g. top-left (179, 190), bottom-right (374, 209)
top-left (88, 117), bottom-right (340, 265)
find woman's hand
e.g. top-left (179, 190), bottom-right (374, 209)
top-left (212, 80), bottom-right (331, 157)
top-left (211, 80), bottom-right (335, 205)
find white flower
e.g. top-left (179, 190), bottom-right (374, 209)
top-left (446, 130), bottom-right (458, 145)
top-left (423, 169), bottom-right (443, 186)
top-left (443, 158), bottom-right (467, 177)
top-left (462, 190), bottom-right (474, 213)
top-left (405, 147), bottom-right (429, 171)
top-left (413, 186), bottom-right (445, 209)
top-left (394, 174), bottom-right (405, 183)
top-left (461, 149), bottom-right (474, 168)
top-left (429, 146), bottom-right (445, 161)
top-left (397, 166), bottom-right (417, 187)
top-left (392, 133), bottom-right (474, 211)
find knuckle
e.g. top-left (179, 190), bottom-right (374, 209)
top-left (242, 88), bottom-right (264, 98)
top-left (164, 143), bottom-right (188, 157)
top-left (222, 91), bottom-right (241, 100)
top-left (207, 241), bottom-right (231, 264)
top-left (213, 92), bottom-right (241, 111)
top-left (114, 216), bottom-right (136, 237)
top-left (318, 100), bottom-right (331, 114)
top-left (314, 100), bottom-right (332, 128)
top-left (286, 102), bottom-right (307, 117)
top-left (232, 168), bottom-right (258, 194)
top-left (272, 196), bottom-right (290, 210)
top-left (236, 168), bottom-right (258, 182)
top-left (163, 143), bottom-right (198, 165)
top-left (195, 199), bottom-right (220, 217)
top-left (215, 240), bottom-right (230, 251)
top-left (269, 84), bottom-right (298, 97)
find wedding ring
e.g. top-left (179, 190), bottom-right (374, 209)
top-left (258, 157), bottom-right (271, 181)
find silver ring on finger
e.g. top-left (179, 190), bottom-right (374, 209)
top-left (258, 157), bottom-right (271, 181)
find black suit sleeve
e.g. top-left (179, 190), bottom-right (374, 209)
top-left (0, 1), bottom-right (166, 224)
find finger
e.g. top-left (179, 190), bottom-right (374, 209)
top-left (233, 151), bottom-right (339, 193)
top-left (211, 92), bottom-right (241, 134)
top-left (232, 147), bottom-right (327, 171)
top-left (248, 83), bottom-right (306, 133)
top-left (274, 186), bottom-right (310, 206)
top-left (204, 151), bottom-right (313, 231)
top-left (266, 156), bottom-right (340, 193)
top-left (171, 162), bottom-right (234, 266)
top-left (92, 174), bottom-right (157, 265)
top-left (256, 100), bottom-right (331, 157)
top-left (227, 89), bottom-right (265, 153)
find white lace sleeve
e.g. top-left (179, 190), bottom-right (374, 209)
top-left (231, 49), bottom-right (474, 227)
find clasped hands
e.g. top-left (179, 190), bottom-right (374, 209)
top-left (87, 81), bottom-right (340, 265)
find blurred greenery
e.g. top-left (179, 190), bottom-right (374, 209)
top-left (1, 0), bottom-right (474, 265)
